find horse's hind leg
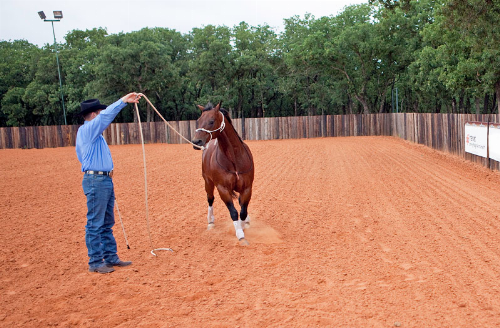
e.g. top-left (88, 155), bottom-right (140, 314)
top-left (239, 189), bottom-right (252, 230)
top-left (205, 179), bottom-right (216, 230)
top-left (218, 188), bottom-right (248, 245)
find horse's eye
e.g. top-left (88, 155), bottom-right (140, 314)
top-left (209, 120), bottom-right (215, 125)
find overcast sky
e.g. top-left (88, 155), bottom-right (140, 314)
top-left (0, 0), bottom-right (367, 47)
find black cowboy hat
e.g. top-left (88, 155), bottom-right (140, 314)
top-left (79, 99), bottom-right (107, 116)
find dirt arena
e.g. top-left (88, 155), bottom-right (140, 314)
top-left (1, 136), bottom-right (500, 327)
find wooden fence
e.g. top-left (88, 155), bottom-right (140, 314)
top-left (391, 113), bottom-right (500, 171)
top-left (1, 113), bottom-right (499, 170)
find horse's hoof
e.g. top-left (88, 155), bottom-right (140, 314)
top-left (207, 223), bottom-right (215, 230)
top-left (238, 238), bottom-right (249, 246)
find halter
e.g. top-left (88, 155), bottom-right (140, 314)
top-left (195, 112), bottom-right (226, 144)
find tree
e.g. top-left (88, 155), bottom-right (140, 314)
top-left (307, 5), bottom-right (379, 114)
top-left (63, 28), bottom-right (109, 124)
top-left (441, 0), bottom-right (500, 113)
top-left (0, 40), bottom-right (41, 126)
top-left (188, 25), bottom-right (233, 108)
top-left (91, 28), bottom-right (187, 121)
top-left (377, 0), bottom-right (438, 113)
top-left (280, 14), bottom-right (332, 116)
top-left (21, 46), bottom-right (69, 126)
top-left (231, 22), bottom-right (279, 117)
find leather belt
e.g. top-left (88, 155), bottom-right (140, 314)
top-left (85, 170), bottom-right (113, 177)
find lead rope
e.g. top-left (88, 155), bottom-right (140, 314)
top-left (139, 94), bottom-right (205, 150)
top-left (115, 199), bottom-right (130, 249)
top-left (134, 102), bottom-right (173, 256)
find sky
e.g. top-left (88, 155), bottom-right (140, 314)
top-left (0, 0), bottom-right (367, 47)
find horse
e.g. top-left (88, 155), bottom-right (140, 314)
top-left (191, 103), bottom-right (254, 246)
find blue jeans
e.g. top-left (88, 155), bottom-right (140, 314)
top-left (82, 173), bottom-right (120, 269)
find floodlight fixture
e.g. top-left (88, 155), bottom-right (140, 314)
top-left (53, 11), bottom-right (63, 19)
top-left (38, 11), bottom-right (46, 20)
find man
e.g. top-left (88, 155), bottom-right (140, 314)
top-left (76, 92), bottom-right (142, 274)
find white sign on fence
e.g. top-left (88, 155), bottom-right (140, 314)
top-left (464, 122), bottom-right (488, 158)
top-left (489, 123), bottom-right (500, 162)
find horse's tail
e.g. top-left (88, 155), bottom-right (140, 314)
top-left (231, 191), bottom-right (237, 199)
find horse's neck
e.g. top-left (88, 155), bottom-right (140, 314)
top-left (217, 123), bottom-right (248, 171)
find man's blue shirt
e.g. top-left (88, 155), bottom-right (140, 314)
top-left (76, 99), bottom-right (126, 172)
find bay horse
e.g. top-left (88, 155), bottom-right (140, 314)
top-left (191, 103), bottom-right (254, 246)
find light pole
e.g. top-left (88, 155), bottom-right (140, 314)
top-left (38, 10), bottom-right (67, 125)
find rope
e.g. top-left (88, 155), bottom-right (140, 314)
top-left (139, 94), bottom-right (205, 150)
top-left (134, 102), bottom-right (173, 256)
top-left (115, 199), bottom-right (130, 249)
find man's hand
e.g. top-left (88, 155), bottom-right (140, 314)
top-left (121, 92), bottom-right (142, 104)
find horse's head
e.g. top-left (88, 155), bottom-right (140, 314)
top-left (192, 102), bottom-right (225, 150)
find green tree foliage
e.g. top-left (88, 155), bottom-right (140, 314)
top-left (1, 0), bottom-right (499, 126)
top-left (188, 25), bottom-right (233, 107)
top-left (0, 40), bottom-right (41, 125)
top-left (440, 0), bottom-right (500, 113)
top-left (280, 14), bottom-right (330, 116)
top-left (231, 22), bottom-right (279, 118)
top-left (22, 47), bottom-right (68, 125)
top-left (91, 28), bottom-right (188, 122)
top-left (64, 28), bottom-right (108, 124)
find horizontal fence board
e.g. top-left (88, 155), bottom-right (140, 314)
top-left (1, 113), bottom-right (499, 171)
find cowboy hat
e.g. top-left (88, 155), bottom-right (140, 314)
top-left (79, 99), bottom-right (107, 116)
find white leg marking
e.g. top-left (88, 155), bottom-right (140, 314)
top-left (207, 206), bottom-right (215, 224)
top-left (207, 206), bottom-right (215, 230)
top-left (233, 220), bottom-right (245, 240)
top-left (243, 215), bottom-right (251, 229)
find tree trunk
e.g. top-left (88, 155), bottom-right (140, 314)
top-left (146, 102), bottom-right (152, 122)
top-left (492, 93), bottom-right (498, 114)
top-left (378, 90), bottom-right (388, 113)
top-left (458, 92), bottom-right (465, 114)
top-left (355, 95), bottom-right (370, 114)
top-left (237, 93), bottom-right (243, 119)
top-left (133, 106), bottom-right (138, 123)
top-left (495, 80), bottom-right (500, 114)
top-left (484, 93), bottom-right (489, 114)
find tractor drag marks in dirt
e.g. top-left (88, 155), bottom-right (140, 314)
top-left (1, 136), bottom-right (500, 327)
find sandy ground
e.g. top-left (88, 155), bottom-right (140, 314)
top-left (1, 136), bottom-right (500, 327)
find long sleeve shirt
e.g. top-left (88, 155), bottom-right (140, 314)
top-left (76, 99), bottom-right (127, 172)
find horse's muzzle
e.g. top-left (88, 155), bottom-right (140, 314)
top-left (192, 139), bottom-right (204, 150)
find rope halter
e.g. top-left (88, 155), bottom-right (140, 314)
top-left (195, 112), bottom-right (226, 144)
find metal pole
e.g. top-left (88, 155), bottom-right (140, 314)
top-left (51, 21), bottom-right (67, 125)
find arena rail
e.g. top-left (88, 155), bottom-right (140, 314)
top-left (1, 113), bottom-right (499, 171)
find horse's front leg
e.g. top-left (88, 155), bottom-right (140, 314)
top-left (219, 188), bottom-right (248, 246)
top-left (205, 178), bottom-right (216, 230)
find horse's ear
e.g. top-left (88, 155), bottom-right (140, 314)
top-left (197, 105), bottom-right (204, 111)
top-left (215, 102), bottom-right (222, 111)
